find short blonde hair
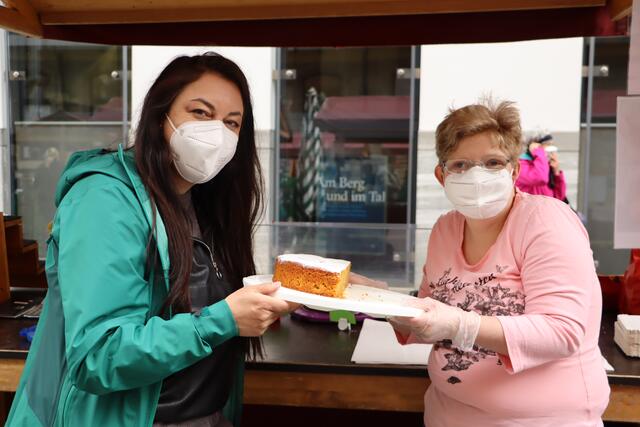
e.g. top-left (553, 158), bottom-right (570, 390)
top-left (435, 99), bottom-right (522, 164)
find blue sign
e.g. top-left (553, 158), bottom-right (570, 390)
top-left (316, 155), bottom-right (388, 223)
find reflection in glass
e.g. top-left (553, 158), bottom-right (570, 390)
top-left (581, 37), bottom-right (630, 124)
top-left (278, 47), bottom-right (414, 224)
top-left (580, 36), bottom-right (631, 274)
top-left (8, 35), bottom-right (129, 254)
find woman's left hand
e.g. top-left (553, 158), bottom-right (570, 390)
top-left (389, 297), bottom-right (481, 351)
top-left (548, 153), bottom-right (561, 175)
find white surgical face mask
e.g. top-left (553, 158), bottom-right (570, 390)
top-left (166, 114), bottom-right (239, 184)
top-left (444, 166), bottom-right (514, 219)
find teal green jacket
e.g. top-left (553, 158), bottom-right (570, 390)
top-left (7, 145), bottom-right (244, 426)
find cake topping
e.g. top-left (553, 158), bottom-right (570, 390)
top-left (277, 254), bottom-right (350, 274)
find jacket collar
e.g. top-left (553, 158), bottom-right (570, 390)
top-left (117, 144), bottom-right (171, 293)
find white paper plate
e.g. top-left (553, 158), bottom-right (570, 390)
top-left (242, 274), bottom-right (422, 318)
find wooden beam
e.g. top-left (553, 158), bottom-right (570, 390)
top-left (244, 370), bottom-right (428, 412)
top-left (608, 0), bottom-right (634, 20)
top-left (243, 370), bottom-right (640, 421)
top-left (42, 6), bottom-right (626, 47)
top-left (0, 360), bottom-right (639, 422)
top-left (603, 384), bottom-right (640, 423)
top-left (38, 0), bottom-right (604, 25)
top-left (0, 0), bottom-right (42, 37)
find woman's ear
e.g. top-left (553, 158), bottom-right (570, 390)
top-left (512, 161), bottom-right (521, 182)
top-left (435, 164), bottom-right (445, 187)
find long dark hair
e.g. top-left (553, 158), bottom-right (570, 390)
top-left (133, 53), bottom-right (264, 358)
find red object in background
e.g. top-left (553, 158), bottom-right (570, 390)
top-left (599, 275), bottom-right (623, 312)
top-left (620, 249), bottom-right (640, 315)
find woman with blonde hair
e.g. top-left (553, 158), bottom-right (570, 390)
top-left (390, 100), bottom-right (609, 426)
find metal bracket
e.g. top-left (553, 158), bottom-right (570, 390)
top-left (9, 70), bottom-right (25, 81)
top-left (396, 67), bottom-right (420, 79)
top-left (582, 64), bottom-right (609, 77)
top-left (273, 69), bottom-right (297, 80)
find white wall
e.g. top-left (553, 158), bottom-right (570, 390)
top-left (419, 37), bottom-right (584, 133)
top-left (131, 46), bottom-right (274, 133)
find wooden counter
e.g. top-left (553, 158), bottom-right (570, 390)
top-left (1, 309), bottom-right (639, 422)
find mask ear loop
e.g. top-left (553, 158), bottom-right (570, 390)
top-left (508, 161), bottom-right (519, 193)
top-left (165, 114), bottom-right (179, 133)
top-left (165, 114), bottom-right (181, 165)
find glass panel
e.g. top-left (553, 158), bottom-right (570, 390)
top-left (8, 35), bottom-right (128, 254)
top-left (277, 47), bottom-right (414, 224)
top-left (253, 223), bottom-right (431, 289)
top-left (580, 38), bottom-right (590, 124)
top-left (582, 127), bottom-right (630, 274)
top-left (581, 37), bottom-right (630, 124)
top-left (580, 36), bottom-right (631, 274)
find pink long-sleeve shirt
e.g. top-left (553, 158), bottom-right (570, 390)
top-left (516, 147), bottom-right (567, 201)
top-left (410, 191), bottom-right (609, 427)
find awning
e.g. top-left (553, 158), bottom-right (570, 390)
top-left (0, 0), bottom-right (633, 46)
top-left (315, 96), bottom-right (410, 140)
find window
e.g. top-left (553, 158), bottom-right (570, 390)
top-left (270, 47), bottom-right (421, 286)
top-left (580, 36), bottom-right (631, 274)
top-left (8, 35), bottom-right (130, 254)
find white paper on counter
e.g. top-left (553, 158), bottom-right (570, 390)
top-left (628, 0), bottom-right (640, 95)
top-left (351, 318), bottom-right (432, 365)
top-left (614, 96), bottom-right (640, 248)
top-left (602, 356), bottom-right (614, 372)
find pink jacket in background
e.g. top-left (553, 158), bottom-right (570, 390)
top-left (405, 191), bottom-right (609, 427)
top-left (516, 147), bottom-right (566, 201)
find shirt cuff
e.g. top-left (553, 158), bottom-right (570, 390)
top-left (192, 300), bottom-right (239, 347)
top-left (496, 315), bottom-right (523, 374)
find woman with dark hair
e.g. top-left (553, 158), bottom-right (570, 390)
top-left (7, 53), bottom-right (291, 427)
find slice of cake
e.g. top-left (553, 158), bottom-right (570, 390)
top-left (273, 254), bottom-right (351, 298)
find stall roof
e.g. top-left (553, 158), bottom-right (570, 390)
top-left (0, 0), bottom-right (633, 46)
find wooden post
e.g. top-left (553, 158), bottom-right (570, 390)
top-left (0, 0), bottom-right (42, 38)
top-left (608, 0), bottom-right (634, 21)
top-left (613, 0), bottom-right (639, 248)
top-left (0, 214), bottom-right (10, 304)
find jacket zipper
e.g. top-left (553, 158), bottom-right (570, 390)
top-left (193, 237), bottom-right (223, 279)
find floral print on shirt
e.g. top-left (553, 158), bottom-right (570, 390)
top-left (429, 267), bottom-right (525, 384)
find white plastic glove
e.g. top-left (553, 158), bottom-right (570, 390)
top-left (389, 297), bottom-right (481, 352)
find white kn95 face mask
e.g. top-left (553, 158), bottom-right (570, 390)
top-left (444, 166), bottom-right (513, 219)
top-left (166, 114), bottom-right (238, 184)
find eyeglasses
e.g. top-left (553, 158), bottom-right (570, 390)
top-left (442, 156), bottom-right (512, 174)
